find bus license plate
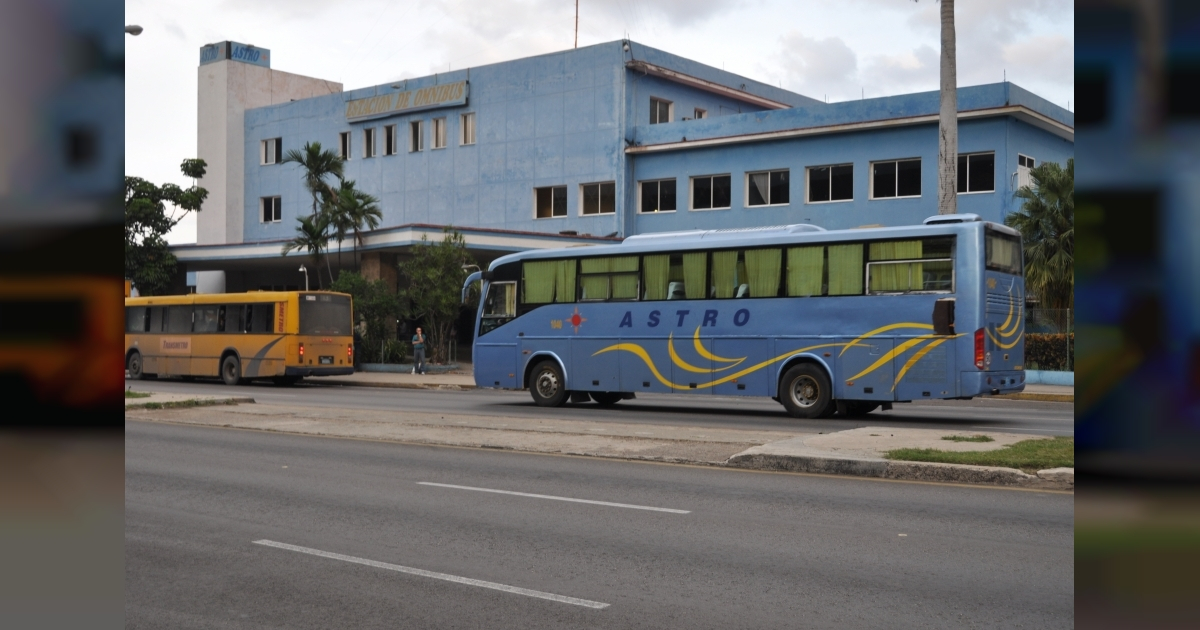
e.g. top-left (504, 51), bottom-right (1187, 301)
top-left (319, 356), bottom-right (333, 365)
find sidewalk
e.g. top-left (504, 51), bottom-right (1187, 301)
top-left (318, 365), bottom-right (1075, 403)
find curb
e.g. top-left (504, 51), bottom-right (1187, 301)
top-left (125, 396), bottom-right (256, 410)
top-left (725, 453), bottom-right (1073, 490)
top-left (323, 380), bottom-right (476, 391)
top-left (990, 393), bottom-right (1074, 403)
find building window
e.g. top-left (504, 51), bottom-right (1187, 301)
top-left (808, 164), bottom-right (853, 203)
top-left (261, 196), bottom-right (281, 223)
top-left (363, 128), bottom-right (376, 158)
top-left (409, 120), bottom-right (423, 152)
top-left (535, 186), bottom-right (567, 218)
top-left (957, 152), bottom-right (995, 193)
top-left (650, 98), bottom-right (672, 124)
top-left (461, 112), bottom-right (476, 145)
top-left (1017, 154), bottom-right (1035, 189)
top-left (432, 118), bottom-right (447, 149)
top-left (746, 169), bottom-right (789, 207)
top-left (260, 138), bottom-right (282, 165)
top-left (871, 159), bottom-right (921, 199)
top-left (384, 125), bottom-right (397, 155)
top-left (640, 179), bottom-right (677, 213)
top-left (581, 182), bottom-right (616, 215)
top-left (694, 108), bottom-right (707, 120)
top-left (691, 174), bottom-right (732, 210)
top-left (339, 132), bottom-right (351, 159)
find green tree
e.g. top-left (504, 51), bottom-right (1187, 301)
top-left (397, 228), bottom-right (473, 364)
top-left (336, 180), bottom-right (383, 269)
top-left (330, 270), bottom-right (405, 362)
top-left (1006, 158), bottom-right (1074, 310)
top-left (124, 159), bottom-right (208, 295)
top-left (280, 141), bottom-right (344, 216)
top-left (281, 213), bottom-right (334, 289)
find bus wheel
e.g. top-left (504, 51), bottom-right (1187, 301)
top-left (591, 392), bottom-right (622, 406)
top-left (221, 355), bottom-right (243, 386)
top-left (529, 361), bottom-right (567, 407)
top-left (780, 364), bottom-right (832, 419)
top-left (127, 352), bottom-right (144, 380)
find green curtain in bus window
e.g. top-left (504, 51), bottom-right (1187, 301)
top-left (643, 255), bottom-right (669, 300)
top-left (711, 251), bottom-right (738, 298)
top-left (869, 240), bottom-right (922, 291)
top-left (827, 244), bottom-right (864, 295)
top-left (683, 252), bottom-right (707, 299)
top-left (554, 259), bottom-right (577, 303)
top-left (523, 261), bottom-right (556, 304)
top-left (580, 257), bottom-right (610, 300)
top-left (745, 248), bottom-right (782, 297)
top-left (610, 256), bottom-right (639, 299)
top-left (787, 246), bottom-right (824, 296)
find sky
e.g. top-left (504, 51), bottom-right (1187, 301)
top-left (124, 0), bottom-right (1074, 244)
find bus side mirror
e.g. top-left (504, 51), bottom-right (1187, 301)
top-left (933, 298), bottom-right (955, 335)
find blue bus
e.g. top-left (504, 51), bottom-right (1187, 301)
top-left (463, 214), bottom-right (1025, 419)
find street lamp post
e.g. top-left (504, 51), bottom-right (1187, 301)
top-left (299, 265), bottom-right (309, 291)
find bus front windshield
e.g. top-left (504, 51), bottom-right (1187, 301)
top-left (299, 294), bottom-right (352, 335)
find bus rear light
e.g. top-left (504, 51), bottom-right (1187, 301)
top-left (974, 328), bottom-right (985, 369)
top-left (299, 343), bottom-right (305, 360)
top-left (348, 343), bottom-right (353, 358)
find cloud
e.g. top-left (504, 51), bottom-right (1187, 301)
top-left (860, 44), bottom-right (939, 97)
top-left (775, 31), bottom-right (859, 101)
top-left (1002, 34), bottom-right (1073, 87)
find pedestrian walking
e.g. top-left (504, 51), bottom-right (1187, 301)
top-left (412, 327), bottom-right (426, 375)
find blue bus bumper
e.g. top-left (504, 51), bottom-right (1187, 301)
top-left (961, 371), bottom-right (1027, 396)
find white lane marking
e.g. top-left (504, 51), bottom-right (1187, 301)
top-left (418, 482), bottom-right (690, 514)
top-left (972, 426), bottom-right (1073, 434)
top-left (252, 540), bottom-right (609, 609)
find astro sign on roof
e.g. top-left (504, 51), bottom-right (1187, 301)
top-left (199, 41), bottom-right (271, 68)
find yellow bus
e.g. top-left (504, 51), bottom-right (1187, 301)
top-left (124, 291), bottom-right (354, 386)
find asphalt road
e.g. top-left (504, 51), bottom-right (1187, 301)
top-left (127, 377), bottom-right (1074, 436)
top-left (126, 420), bottom-right (1074, 629)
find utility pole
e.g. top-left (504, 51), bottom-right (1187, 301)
top-left (575, 0), bottom-right (579, 48)
top-left (937, 0), bottom-right (958, 215)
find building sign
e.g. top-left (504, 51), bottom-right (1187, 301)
top-left (199, 41), bottom-right (271, 68)
top-left (345, 81), bottom-right (469, 122)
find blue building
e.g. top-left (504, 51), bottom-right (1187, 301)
top-left (175, 39), bottom-right (1073, 294)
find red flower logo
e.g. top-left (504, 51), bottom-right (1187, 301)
top-left (568, 307), bottom-right (587, 333)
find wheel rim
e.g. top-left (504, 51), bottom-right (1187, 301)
top-left (535, 369), bottom-right (559, 399)
top-left (224, 361), bottom-right (236, 381)
top-left (790, 375), bottom-right (820, 408)
top-left (129, 355), bottom-right (141, 376)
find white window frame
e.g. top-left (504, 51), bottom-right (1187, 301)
top-left (690, 174), bottom-right (732, 211)
top-left (363, 128), bottom-right (376, 158)
top-left (579, 181), bottom-right (617, 216)
top-left (805, 163), bottom-right (854, 204)
top-left (958, 151), bottom-right (996, 195)
top-left (409, 120), bottom-right (424, 153)
top-left (260, 196), bottom-right (281, 223)
top-left (869, 158), bottom-right (922, 200)
top-left (650, 97), bottom-right (673, 125)
top-left (534, 185), bottom-right (568, 219)
top-left (638, 178), bottom-right (677, 214)
top-left (694, 108), bottom-right (707, 120)
top-left (338, 132), bottom-right (351, 160)
top-left (260, 138), bottom-right (282, 165)
top-left (432, 117), bottom-right (447, 149)
top-left (1016, 153), bottom-right (1035, 190)
top-left (744, 169), bottom-right (790, 207)
top-left (384, 125), bottom-right (397, 156)
top-left (461, 112), bottom-right (476, 145)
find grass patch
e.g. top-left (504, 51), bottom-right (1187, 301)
top-left (941, 434), bottom-right (994, 443)
top-left (886, 436), bottom-right (1074, 473)
top-left (125, 390), bottom-right (152, 399)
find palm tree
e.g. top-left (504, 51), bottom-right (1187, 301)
top-left (281, 213), bottom-right (334, 288)
top-left (937, 0), bottom-right (957, 215)
top-left (280, 142), bottom-right (344, 216)
top-left (1005, 158), bottom-right (1074, 310)
top-left (337, 181), bottom-right (383, 269)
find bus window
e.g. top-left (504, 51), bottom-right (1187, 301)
top-left (125, 306), bottom-right (150, 333)
top-left (867, 237), bottom-right (954, 294)
top-left (827, 244), bottom-right (864, 295)
top-left (481, 281), bottom-right (516, 335)
top-left (643, 255), bottom-right (669, 300)
top-left (246, 303), bottom-right (274, 333)
top-left (579, 256), bottom-right (638, 301)
top-left (150, 306), bottom-right (164, 332)
top-left (985, 228), bottom-right (1022, 275)
top-left (300, 294), bottom-right (352, 335)
top-left (787, 246), bottom-right (824, 297)
top-left (166, 306), bottom-right (193, 333)
top-left (744, 248), bottom-right (782, 297)
top-left (711, 251), bottom-right (738, 298)
top-left (522, 260), bottom-right (576, 304)
top-left (194, 305), bottom-right (221, 333)
top-left (670, 252), bottom-right (706, 299)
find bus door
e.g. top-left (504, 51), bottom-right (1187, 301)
top-left (837, 337), bottom-right (896, 402)
top-left (475, 281), bottom-right (518, 389)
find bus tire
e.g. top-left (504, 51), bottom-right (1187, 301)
top-left (221, 355), bottom-right (243, 386)
top-left (127, 351), bottom-right (144, 380)
top-left (779, 364), bottom-right (833, 419)
top-left (591, 391), bottom-right (622, 406)
top-left (529, 360), bottom-right (567, 407)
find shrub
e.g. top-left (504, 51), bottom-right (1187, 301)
top-left (1025, 333), bottom-right (1074, 371)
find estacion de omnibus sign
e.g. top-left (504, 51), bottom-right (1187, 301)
top-left (345, 81), bottom-right (469, 122)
